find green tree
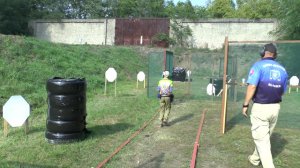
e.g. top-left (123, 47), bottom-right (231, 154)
top-left (134, 0), bottom-right (166, 17)
top-left (28, 0), bottom-right (208, 20)
top-left (207, 0), bottom-right (236, 18)
top-left (0, 0), bottom-right (30, 35)
top-left (116, 0), bottom-right (137, 17)
top-left (30, 0), bottom-right (67, 19)
top-left (194, 6), bottom-right (209, 18)
top-left (273, 0), bottom-right (300, 40)
top-left (165, 1), bottom-right (176, 18)
top-left (30, 0), bottom-right (104, 19)
top-left (176, 1), bottom-right (196, 19)
top-left (165, 0), bottom-right (200, 19)
top-left (272, 0), bottom-right (300, 77)
top-left (236, 0), bottom-right (276, 19)
top-left (170, 20), bottom-right (193, 47)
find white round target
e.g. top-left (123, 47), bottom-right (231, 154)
top-left (137, 71), bottom-right (145, 82)
top-left (290, 76), bottom-right (299, 86)
top-left (105, 68), bottom-right (117, 82)
top-left (206, 83), bottom-right (215, 96)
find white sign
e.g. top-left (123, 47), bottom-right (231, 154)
top-left (206, 83), bottom-right (215, 96)
top-left (140, 36), bottom-right (143, 45)
top-left (105, 67), bottom-right (117, 82)
top-left (186, 70), bottom-right (192, 77)
top-left (3, 95), bottom-right (30, 127)
top-left (137, 71), bottom-right (145, 82)
top-left (290, 76), bottom-right (299, 86)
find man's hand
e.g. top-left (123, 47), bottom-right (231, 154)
top-left (242, 107), bottom-right (248, 117)
top-left (242, 84), bottom-right (256, 118)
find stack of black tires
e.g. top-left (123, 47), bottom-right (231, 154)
top-left (172, 67), bottom-right (186, 82)
top-left (45, 77), bottom-right (88, 144)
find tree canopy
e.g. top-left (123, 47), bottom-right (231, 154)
top-left (0, 0), bottom-right (30, 35)
top-left (0, 0), bottom-right (299, 40)
top-left (207, 0), bottom-right (235, 18)
top-left (235, 0), bottom-right (277, 19)
top-left (273, 0), bottom-right (300, 40)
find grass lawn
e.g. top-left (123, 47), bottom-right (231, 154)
top-left (0, 34), bottom-right (299, 168)
top-left (197, 91), bottom-right (300, 168)
top-left (0, 82), bottom-right (159, 168)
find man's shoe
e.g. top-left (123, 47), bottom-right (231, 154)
top-left (158, 121), bottom-right (164, 128)
top-left (248, 155), bottom-right (260, 166)
top-left (163, 121), bottom-right (170, 126)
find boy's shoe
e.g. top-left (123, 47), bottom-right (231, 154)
top-left (163, 121), bottom-right (170, 126)
top-left (248, 155), bottom-right (260, 166)
top-left (158, 121), bottom-right (164, 128)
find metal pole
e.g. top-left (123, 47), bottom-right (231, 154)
top-left (104, 79), bottom-right (107, 95)
top-left (115, 79), bottom-right (117, 97)
top-left (220, 36), bottom-right (229, 134)
top-left (4, 119), bottom-right (8, 137)
top-left (105, 17), bottom-right (108, 45)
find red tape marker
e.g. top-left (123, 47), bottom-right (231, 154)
top-left (190, 109), bottom-right (207, 168)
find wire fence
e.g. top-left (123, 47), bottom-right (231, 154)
top-left (222, 39), bottom-right (300, 133)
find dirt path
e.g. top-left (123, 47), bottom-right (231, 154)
top-left (106, 98), bottom-right (206, 168)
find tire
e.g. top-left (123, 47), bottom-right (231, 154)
top-left (45, 131), bottom-right (86, 143)
top-left (48, 107), bottom-right (86, 121)
top-left (172, 67), bottom-right (186, 82)
top-left (48, 94), bottom-right (86, 108)
top-left (46, 77), bottom-right (86, 95)
top-left (46, 120), bottom-right (85, 134)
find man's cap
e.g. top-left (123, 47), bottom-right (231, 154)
top-left (163, 71), bottom-right (169, 77)
top-left (264, 43), bottom-right (277, 54)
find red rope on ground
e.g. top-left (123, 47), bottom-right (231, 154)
top-left (190, 109), bottom-right (207, 168)
top-left (96, 110), bottom-right (159, 168)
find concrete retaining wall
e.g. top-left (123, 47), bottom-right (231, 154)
top-left (29, 19), bottom-right (115, 45)
top-left (29, 19), bottom-right (277, 49)
top-left (181, 19), bottom-right (277, 49)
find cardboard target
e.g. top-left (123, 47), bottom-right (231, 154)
top-left (105, 68), bottom-right (117, 82)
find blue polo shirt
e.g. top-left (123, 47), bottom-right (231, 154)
top-left (247, 58), bottom-right (288, 104)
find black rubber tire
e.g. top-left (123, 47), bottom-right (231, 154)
top-left (46, 120), bottom-right (85, 134)
top-left (48, 94), bottom-right (86, 108)
top-left (48, 107), bottom-right (86, 121)
top-left (46, 77), bottom-right (86, 95)
top-left (45, 131), bottom-right (86, 143)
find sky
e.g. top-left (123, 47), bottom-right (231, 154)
top-left (172, 0), bottom-right (208, 7)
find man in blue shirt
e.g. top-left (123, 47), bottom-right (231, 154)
top-left (242, 43), bottom-right (288, 168)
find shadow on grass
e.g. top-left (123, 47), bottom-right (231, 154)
top-left (225, 112), bottom-right (249, 132)
top-left (88, 123), bottom-right (133, 137)
top-left (29, 126), bottom-right (45, 134)
top-left (169, 113), bottom-right (194, 126)
top-left (226, 113), bottom-right (288, 158)
top-left (134, 153), bottom-right (165, 168)
top-left (118, 93), bottom-right (136, 97)
top-left (0, 161), bottom-right (56, 168)
top-left (172, 97), bottom-right (200, 106)
top-left (271, 132), bottom-right (288, 158)
top-left (1, 125), bottom-right (45, 137)
top-left (172, 98), bottom-right (186, 105)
